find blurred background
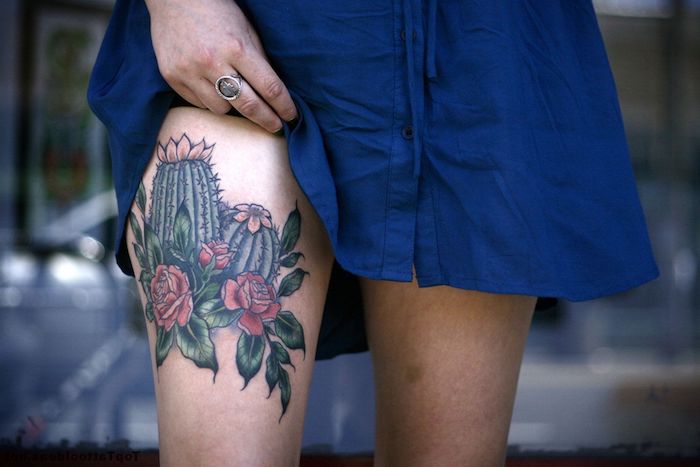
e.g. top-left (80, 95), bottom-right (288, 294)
top-left (0, 0), bottom-right (699, 460)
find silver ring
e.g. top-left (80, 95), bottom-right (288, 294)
top-left (215, 74), bottom-right (243, 101)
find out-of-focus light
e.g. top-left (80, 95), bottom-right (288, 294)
top-left (1, 252), bottom-right (39, 285)
top-left (46, 253), bottom-right (105, 286)
top-left (76, 236), bottom-right (105, 262)
top-left (593, 0), bottom-right (673, 18)
top-left (673, 247), bottom-right (697, 291)
top-left (588, 346), bottom-right (617, 374)
top-left (48, 254), bottom-right (81, 284)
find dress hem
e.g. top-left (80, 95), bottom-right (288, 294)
top-left (333, 253), bottom-right (661, 303)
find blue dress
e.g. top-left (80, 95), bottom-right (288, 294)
top-left (88, 0), bottom-right (660, 359)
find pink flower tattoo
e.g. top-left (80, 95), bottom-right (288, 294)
top-left (221, 272), bottom-right (281, 336)
top-left (150, 264), bottom-right (194, 332)
top-left (233, 203), bottom-right (273, 234)
top-left (198, 240), bottom-right (234, 270)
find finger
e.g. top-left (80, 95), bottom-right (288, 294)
top-left (230, 50), bottom-right (298, 122)
top-left (246, 25), bottom-right (268, 60)
top-left (170, 83), bottom-right (207, 109)
top-left (228, 77), bottom-right (284, 133)
top-left (190, 76), bottom-right (235, 115)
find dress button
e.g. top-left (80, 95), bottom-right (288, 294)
top-left (402, 125), bottom-right (414, 140)
top-left (400, 30), bottom-right (417, 41)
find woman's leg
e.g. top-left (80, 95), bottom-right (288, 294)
top-left (125, 107), bottom-right (333, 466)
top-left (360, 277), bottom-right (537, 467)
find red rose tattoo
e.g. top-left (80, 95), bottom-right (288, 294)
top-left (150, 264), bottom-right (194, 331)
top-left (199, 240), bottom-right (234, 270)
top-left (221, 272), bottom-right (281, 336)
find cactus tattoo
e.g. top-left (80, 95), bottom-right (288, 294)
top-left (130, 134), bottom-right (307, 419)
top-left (150, 138), bottom-right (220, 248)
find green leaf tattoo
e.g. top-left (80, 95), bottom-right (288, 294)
top-left (144, 301), bottom-right (155, 322)
top-left (175, 314), bottom-right (218, 375)
top-left (272, 341), bottom-right (294, 369)
top-left (133, 133), bottom-right (308, 419)
top-left (129, 211), bottom-right (143, 245)
top-left (173, 203), bottom-right (193, 258)
top-left (278, 368), bottom-right (291, 420)
top-left (144, 224), bottom-right (163, 271)
top-left (275, 311), bottom-right (306, 354)
top-left (280, 205), bottom-right (301, 255)
top-left (265, 351), bottom-right (280, 396)
top-left (156, 325), bottom-right (174, 366)
top-left (236, 333), bottom-right (265, 388)
top-left (136, 181), bottom-right (147, 214)
top-left (279, 252), bottom-right (304, 268)
top-left (198, 299), bottom-right (241, 328)
top-left (278, 268), bottom-right (308, 297)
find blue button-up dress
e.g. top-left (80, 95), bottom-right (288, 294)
top-left (88, 0), bottom-right (660, 359)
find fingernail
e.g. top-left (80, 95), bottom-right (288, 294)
top-left (287, 117), bottom-right (299, 128)
top-left (273, 127), bottom-right (285, 137)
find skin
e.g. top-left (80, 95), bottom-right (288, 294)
top-left (360, 277), bottom-right (537, 467)
top-left (141, 2), bottom-right (540, 465)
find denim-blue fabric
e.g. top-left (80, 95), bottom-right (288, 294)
top-left (88, 0), bottom-right (660, 359)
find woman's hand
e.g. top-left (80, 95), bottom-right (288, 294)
top-left (145, 0), bottom-right (297, 133)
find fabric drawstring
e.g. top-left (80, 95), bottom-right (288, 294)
top-left (425, 0), bottom-right (437, 79)
top-left (403, 0), bottom-right (437, 179)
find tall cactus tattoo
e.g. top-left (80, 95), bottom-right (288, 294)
top-left (130, 133), bottom-right (308, 420)
top-left (150, 135), bottom-right (221, 248)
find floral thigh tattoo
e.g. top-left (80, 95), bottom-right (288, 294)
top-left (130, 134), bottom-right (307, 420)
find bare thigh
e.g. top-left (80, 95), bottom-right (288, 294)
top-left (360, 277), bottom-right (537, 467)
top-left (126, 107), bottom-right (333, 467)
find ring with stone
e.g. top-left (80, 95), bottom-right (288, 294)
top-left (215, 74), bottom-right (243, 101)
